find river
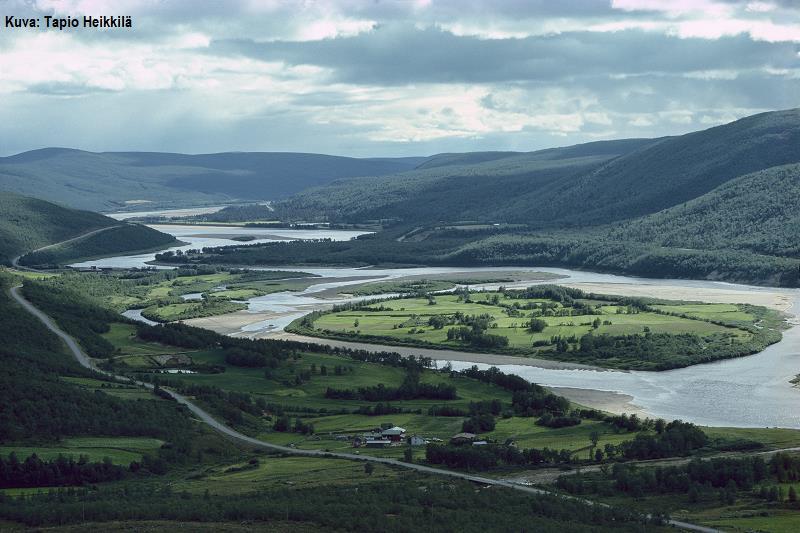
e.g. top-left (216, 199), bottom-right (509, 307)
top-left (76, 218), bottom-right (800, 428)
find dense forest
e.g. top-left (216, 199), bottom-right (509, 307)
top-left (0, 477), bottom-right (663, 531)
top-left (557, 452), bottom-right (800, 509)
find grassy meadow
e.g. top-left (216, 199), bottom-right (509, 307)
top-left (0, 437), bottom-right (164, 466)
top-left (312, 294), bottom-right (755, 348)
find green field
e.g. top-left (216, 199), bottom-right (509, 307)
top-left (701, 513), bottom-right (800, 533)
top-left (175, 455), bottom-right (399, 495)
top-left (40, 268), bottom-right (320, 323)
top-left (296, 288), bottom-right (782, 369)
top-left (100, 329), bottom-right (635, 460)
top-left (141, 299), bottom-right (247, 322)
top-left (312, 294), bottom-right (750, 347)
top-left (166, 349), bottom-right (512, 412)
top-left (0, 437), bottom-right (164, 465)
top-left (62, 375), bottom-right (156, 399)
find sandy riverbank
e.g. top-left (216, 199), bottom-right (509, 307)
top-left (314, 269), bottom-right (566, 299)
top-left (562, 282), bottom-right (793, 313)
top-left (183, 310), bottom-right (299, 335)
top-left (547, 386), bottom-right (647, 416)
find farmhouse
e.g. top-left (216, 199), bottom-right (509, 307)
top-left (450, 432), bottom-right (477, 445)
top-left (408, 435), bottom-right (427, 446)
top-left (381, 426), bottom-right (407, 442)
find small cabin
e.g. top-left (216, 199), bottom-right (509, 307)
top-left (408, 435), bottom-right (427, 446)
top-left (450, 432), bottom-right (477, 445)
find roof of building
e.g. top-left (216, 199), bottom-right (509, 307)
top-left (381, 426), bottom-right (407, 435)
top-left (451, 432), bottom-right (477, 440)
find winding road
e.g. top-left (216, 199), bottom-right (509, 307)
top-left (7, 283), bottom-right (720, 532)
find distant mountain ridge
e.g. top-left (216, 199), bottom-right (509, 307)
top-left (246, 138), bottom-right (656, 224)
top-left (0, 149), bottom-right (429, 211)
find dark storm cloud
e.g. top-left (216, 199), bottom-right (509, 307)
top-left (210, 25), bottom-right (798, 85)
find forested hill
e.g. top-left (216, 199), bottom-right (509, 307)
top-left (548, 108), bottom-right (800, 226)
top-left (0, 192), bottom-right (113, 263)
top-left (0, 149), bottom-right (426, 211)
top-left (608, 163), bottom-right (800, 258)
top-left (234, 138), bottom-right (655, 224)
top-left (0, 192), bottom-right (176, 266)
top-left (272, 109), bottom-right (800, 226)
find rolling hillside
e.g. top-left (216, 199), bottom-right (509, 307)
top-left (0, 192), bottom-right (114, 263)
top-left (273, 109), bottom-right (800, 226)
top-left (0, 192), bottom-right (176, 266)
top-left (608, 163), bottom-right (800, 257)
top-left (252, 138), bottom-right (655, 223)
top-left (0, 149), bottom-right (426, 212)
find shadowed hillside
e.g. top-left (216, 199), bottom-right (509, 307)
top-left (228, 138), bottom-right (656, 223)
top-left (0, 192), bottom-right (176, 265)
top-left (0, 192), bottom-right (114, 264)
top-left (608, 163), bottom-right (800, 257)
top-left (0, 149), bottom-right (426, 211)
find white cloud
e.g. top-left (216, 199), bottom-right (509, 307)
top-left (0, 0), bottom-right (797, 155)
top-left (746, 2), bottom-right (777, 13)
top-left (611, 0), bottom-right (733, 17)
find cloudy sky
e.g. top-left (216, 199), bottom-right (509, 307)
top-left (0, 0), bottom-right (798, 156)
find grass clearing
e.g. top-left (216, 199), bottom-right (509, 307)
top-left (703, 427), bottom-right (800, 449)
top-left (313, 294), bottom-right (753, 350)
top-left (175, 456), bottom-right (398, 495)
top-left (61, 375), bottom-right (155, 400)
top-left (0, 437), bottom-right (163, 465)
top-left (167, 349), bottom-right (512, 412)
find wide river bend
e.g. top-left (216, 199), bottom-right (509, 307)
top-left (75, 221), bottom-right (800, 428)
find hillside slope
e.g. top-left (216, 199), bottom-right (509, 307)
top-left (274, 109), bottom-right (800, 226)
top-left (271, 138), bottom-right (656, 223)
top-left (609, 163), bottom-right (800, 257)
top-left (0, 192), bottom-right (176, 265)
top-left (0, 149), bottom-right (423, 211)
top-left (546, 108), bottom-right (800, 226)
top-left (0, 192), bottom-right (114, 263)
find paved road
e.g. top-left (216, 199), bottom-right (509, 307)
top-left (11, 225), bottom-right (122, 269)
top-left (8, 284), bottom-right (720, 533)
